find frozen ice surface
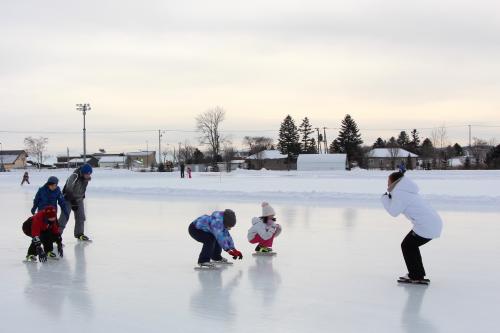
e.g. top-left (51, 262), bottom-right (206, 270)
top-left (1, 170), bottom-right (499, 332)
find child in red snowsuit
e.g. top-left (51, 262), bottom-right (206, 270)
top-left (247, 202), bottom-right (282, 253)
top-left (22, 206), bottom-right (63, 262)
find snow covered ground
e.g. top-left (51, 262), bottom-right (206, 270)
top-left (1, 169), bottom-right (499, 332)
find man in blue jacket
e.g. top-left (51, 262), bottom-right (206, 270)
top-left (31, 176), bottom-right (70, 218)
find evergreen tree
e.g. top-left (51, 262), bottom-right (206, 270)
top-left (298, 117), bottom-right (316, 154)
top-left (334, 114), bottom-right (363, 167)
top-left (453, 143), bottom-right (464, 156)
top-left (373, 137), bottom-right (386, 148)
top-left (485, 145), bottom-right (500, 169)
top-left (193, 148), bottom-right (204, 164)
top-left (278, 115), bottom-right (301, 158)
top-left (329, 139), bottom-right (341, 153)
top-left (407, 129), bottom-right (421, 154)
top-left (387, 136), bottom-right (398, 147)
top-left (397, 131), bottom-right (410, 149)
top-left (421, 138), bottom-right (435, 158)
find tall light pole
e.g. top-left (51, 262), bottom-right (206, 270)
top-left (323, 127), bottom-right (328, 154)
top-left (76, 103), bottom-right (91, 162)
top-left (0, 142), bottom-right (4, 171)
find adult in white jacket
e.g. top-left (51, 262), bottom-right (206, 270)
top-left (248, 202), bottom-right (282, 253)
top-left (381, 172), bottom-right (443, 282)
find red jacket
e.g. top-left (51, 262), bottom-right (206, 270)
top-left (31, 210), bottom-right (60, 238)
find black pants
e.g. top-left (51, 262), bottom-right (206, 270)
top-left (180, 170), bottom-right (185, 178)
top-left (401, 230), bottom-right (431, 279)
top-left (23, 220), bottom-right (56, 256)
top-left (188, 223), bottom-right (222, 264)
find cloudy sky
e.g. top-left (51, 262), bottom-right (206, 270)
top-left (1, 0), bottom-right (499, 155)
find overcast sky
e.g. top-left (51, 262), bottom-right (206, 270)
top-left (1, 0), bottom-right (499, 155)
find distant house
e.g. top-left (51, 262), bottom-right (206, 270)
top-left (246, 150), bottom-right (294, 170)
top-left (55, 154), bottom-right (99, 169)
top-left (367, 148), bottom-right (418, 170)
top-left (126, 151), bottom-right (157, 169)
top-left (297, 154), bottom-right (347, 171)
top-left (0, 150), bottom-right (28, 171)
top-left (98, 155), bottom-right (127, 169)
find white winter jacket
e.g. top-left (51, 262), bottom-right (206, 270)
top-left (381, 176), bottom-right (443, 239)
top-left (247, 217), bottom-right (282, 241)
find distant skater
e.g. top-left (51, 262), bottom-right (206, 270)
top-left (188, 209), bottom-right (243, 269)
top-left (187, 167), bottom-right (192, 179)
top-left (21, 171), bottom-right (30, 185)
top-left (248, 202), bottom-right (282, 253)
top-left (180, 163), bottom-right (185, 178)
top-left (381, 172), bottom-right (443, 285)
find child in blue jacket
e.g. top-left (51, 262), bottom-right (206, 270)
top-left (189, 209), bottom-right (243, 268)
top-left (31, 176), bottom-right (69, 218)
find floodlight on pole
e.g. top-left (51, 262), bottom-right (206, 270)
top-left (76, 103), bottom-right (91, 163)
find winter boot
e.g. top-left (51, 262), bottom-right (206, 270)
top-left (47, 251), bottom-right (58, 260)
top-left (255, 245), bottom-right (273, 253)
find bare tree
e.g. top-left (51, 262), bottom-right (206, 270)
top-left (24, 136), bottom-right (48, 170)
top-left (196, 106), bottom-right (226, 169)
top-left (471, 137), bottom-right (489, 166)
top-left (222, 145), bottom-right (236, 172)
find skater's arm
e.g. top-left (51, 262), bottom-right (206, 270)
top-left (57, 189), bottom-right (69, 217)
top-left (381, 192), bottom-right (406, 217)
top-left (209, 215), bottom-right (235, 250)
top-left (63, 174), bottom-right (78, 201)
top-left (31, 189), bottom-right (41, 214)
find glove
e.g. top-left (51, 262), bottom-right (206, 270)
top-left (33, 237), bottom-right (47, 263)
top-left (56, 235), bottom-right (63, 258)
top-left (227, 249), bottom-right (243, 260)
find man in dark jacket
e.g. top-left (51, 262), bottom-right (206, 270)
top-left (58, 164), bottom-right (92, 241)
top-left (31, 176), bottom-right (70, 218)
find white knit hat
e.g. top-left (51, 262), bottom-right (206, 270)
top-left (261, 202), bottom-right (276, 217)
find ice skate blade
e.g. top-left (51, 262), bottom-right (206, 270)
top-left (194, 265), bottom-right (219, 271)
top-left (252, 252), bottom-right (277, 257)
top-left (397, 278), bottom-right (429, 285)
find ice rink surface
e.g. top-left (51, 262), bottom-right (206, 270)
top-left (1, 170), bottom-right (499, 332)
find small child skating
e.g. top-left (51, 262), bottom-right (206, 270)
top-left (188, 209), bottom-right (243, 269)
top-left (31, 176), bottom-right (70, 218)
top-left (21, 171), bottom-right (30, 185)
top-left (187, 167), bottom-right (192, 179)
top-left (22, 206), bottom-right (63, 262)
top-left (381, 172), bottom-right (443, 285)
top-left (248, 202), bottom-right (282, 254)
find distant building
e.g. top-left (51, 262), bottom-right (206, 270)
top-left (297, 154), bottom-right (347, 171)
top-left (246, 150), bottom-right (294, 170)
top-left (98, 155), bottom-right (127, 169)
top-left (126, 151), bottom-right (157, 169)
top-left (54, 154), bottom-right (99, 169)
top-left (0, 150), bottom-right (28, 171)
top-left (367, 148), bottom-right (418, 170)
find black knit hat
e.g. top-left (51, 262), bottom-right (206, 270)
top-left (223, 209), bottom-right (236, 228)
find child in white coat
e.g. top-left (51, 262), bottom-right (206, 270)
top-left (381, 172), bottom-right (443, 284)
top-left (248, 202), bottom-right (282, 253)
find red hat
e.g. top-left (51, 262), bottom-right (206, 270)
top-left (44, 206), bottom-right (57, 219)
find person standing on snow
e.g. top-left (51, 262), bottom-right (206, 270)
top-left (180, 162), bottom-right (185, 178)
top-left (21, 171), bottom-right (30, 185)
top-left (248, 202), bottom-right (282, 253)
top-left (381, 172), bottom-right (443, 284)
top-left (187, 167), bottom-right (192, 179)
top-left (188, 209), bottom-right (243, 269)
top-left (22, 206), bottom-right (63, 262)
top-left (58, 164), bottom-right (93, 241)
top-left (31, 176), bottom-right (70, 218)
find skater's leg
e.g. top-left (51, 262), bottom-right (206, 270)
top-left (249, 234), bottom-right (274, 248)
top-left (211, 241), bottom-right (223, 261)
top-left (40, 231), bottom-right (54, 253)
top-left (401, 231), bottom-right (431, 280)
top-left (58, 200), bottom-right (72, 234)
top-left (189, 223), bottom-right (216, 263)
top-left (74, 202), bottom-right (86, 238)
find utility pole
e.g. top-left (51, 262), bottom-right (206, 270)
top-left (158, 130), bottom-right (162, 164)
top-left (323, 127), bottom-right (328, 154)
top-left (76, 103), bottom-right (91, 162)
top-left (315, 128), bottom-right (321, 154)
top-left (468, 124), bottom-right (472, 147)
top-left (146, 141), bottom-right (149, 169)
